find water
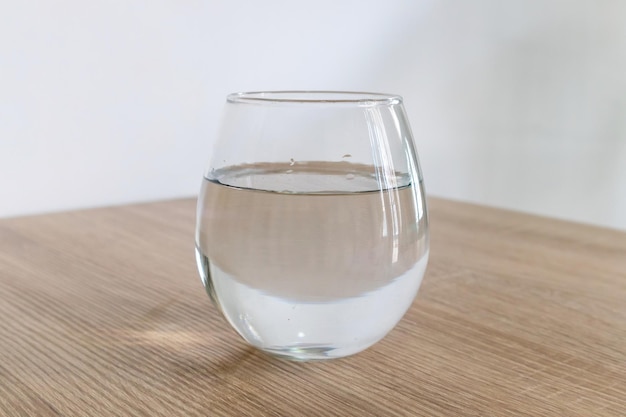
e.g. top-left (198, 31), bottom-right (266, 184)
top-left (196, 162), bottom-right (429, 359)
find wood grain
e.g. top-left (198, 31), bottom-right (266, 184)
top-left (0, 197), bottom-right (624, 416)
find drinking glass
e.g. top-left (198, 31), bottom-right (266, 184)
top-left (195, 91), bottom-right (429, 360)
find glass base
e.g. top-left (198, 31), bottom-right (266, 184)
top-left (260, 343), bottom-right (370, 361)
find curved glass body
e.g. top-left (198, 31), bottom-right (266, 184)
top-left (196, 91), bottom-right (429, 360)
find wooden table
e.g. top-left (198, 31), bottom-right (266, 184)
top-left (1, 198), bottom-right (624, 416)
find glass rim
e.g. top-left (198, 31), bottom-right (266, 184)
top-left (227, 91), bottom-right (403, 105)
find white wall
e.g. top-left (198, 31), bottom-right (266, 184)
top-left (2, 1), bottom-right (626, 230)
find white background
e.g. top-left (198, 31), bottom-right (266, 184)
top-left (2, 1), bottom-right (626, 230)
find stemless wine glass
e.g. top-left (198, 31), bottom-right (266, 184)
top-left (195, 91), bottom-right (429, 360)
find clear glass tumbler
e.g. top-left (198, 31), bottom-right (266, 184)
top-left (195, 91), bottom-right (429, 360)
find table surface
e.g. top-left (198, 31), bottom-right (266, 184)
top-left (1, 197), bottom-right (625, 416)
